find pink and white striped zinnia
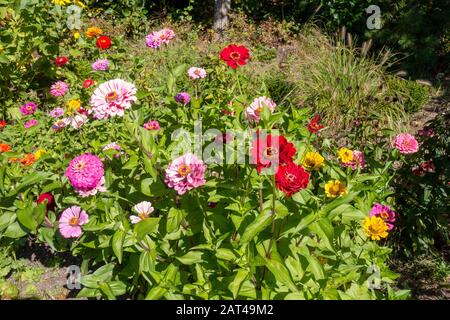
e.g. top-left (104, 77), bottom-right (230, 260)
top-left (89, 79), bottom-right (137, 120)
top-left (245, 96), bottom-right (276, 122)
top-left (187, 67), bottom-right (207, 80)
top-left (58, 206), bottom-right (89, 238)
top-left (165, 153), bottom-right (206, 195)
top-left (130, 201), bottom-right (154, 224)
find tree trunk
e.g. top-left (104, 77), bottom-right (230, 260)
top-left (213, 0), bottom-right (231, 32)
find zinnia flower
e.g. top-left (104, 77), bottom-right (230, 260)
top-left (245, 96), bottom-right (276, 123)
top-left (251, 133), bottom-right (296, 173)
top-left (130, 201), bottom-right (154, 224)
top-left (275, 162), bottom-right (310, 197)
top-left (52, 118), bottom-right (70, 131)
top-left (220, 44), bottom-right (250, 69)
top-left (34, 148), bottom-right (46, 160)
top-left (67, 114), bottom-right (88, 129)
top-left (143, 120), bottom-right (160, 131)
top-left (92, 59), bottom-right (110, 71)
top-left (342, 150), bottom-right (365, 170)
top-left (24, 119), bottom-right (38, 129)
top-left (420, 160), bottom-right (436, 173)
top-left (55, 56), bottom-right (69, 67)
top-left (52, 0), bottom-right (70, 5)
top-left (324, 180), bottom-right (347, 198)
top-left (96, 35), bottom-right (112, 50)
top-left (89, 79), bottom-right (137, 119)
top-left (165, 153), bottom-right (207, 195)
top-left (83, 79), bottom-right (95, 88)
top-left (174, 92), bottom-right (191, 105)
top-left (0, 120), bottom-right (6, 129)
top-left (37, 193), bottom-right (55, 212)
top-left (85, 27), bottom-right (103, 38)
top-left (49, 107), bottom-right (64, 118)
top-left (302, 151), bottom-right (325, 171)
top-left (363, 216), bottom-right (389, 241)
top-left (58, 206), bottom-right (89, 238)
top-left (338, 148), bottom-right (354, 164)
top-left (20, 153), bottom-right (36, 166)
top-left (187, 67), bottom-right (207, 80)
top-left (20, 102), bottom-right (37, 116)
top-left (370, 203), bottom-right (396, 230)
top-left (145, 28), bottom-right (175, 48)
top-left (393, 133), bottom-right (419, 154)
top-left (65, 153), bottom-right (104, 195)
top-left (0, 143), bottom-right (11, 153)
top-left (50, 81), bottom-right (69, 97)
top-left (307, 115), bottom-right (324, 134)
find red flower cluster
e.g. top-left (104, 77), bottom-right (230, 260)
top-left (37, 193), bottom-right (55, 212)
top-left (307, 115), bottom-right (324, 134)
top-left (251, 132), bottom-right (310, 197)
top-left (220, 44), bottom-right (250, 69)
top-left (83, 79), bottom-right (95, 88)
top-left (96, 35), bottom-right (112, 50)
top-left (275, 161), bottom-right (310, 197)
top-left (55, 56), bottom-right (69, 67)
top-left (251, 133), bottom-right (296, 173)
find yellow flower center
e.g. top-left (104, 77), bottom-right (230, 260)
top-left (138, 213), bottom-right (149, 220)
top-left (380, 211), bottom-right (389, 219)
top-left (230, 52), bottom-right (241, 61)
top-left (263, 147), bottom-right (278, 159)
top-left (178, 164), bottom-right (191, 176)
top-left (74, 161), bottom-right (85, 171)
top-left (106, 91), bottom-right (118, 102)
top-left (69, 217), bottom-right (79, 226)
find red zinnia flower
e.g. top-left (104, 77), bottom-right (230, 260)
top-left (0, 120), bottom-right (6, 129)
top-left (251, 133), bottom-right (296, 173)
top-left (220, 44), bottom-right (250, 69)
top-left (55, 56), bottom-right (69, 67)
top-left (275, 162), bottom-right (310, 197)
top-left (307, 115), bottom-right (324, 134)
top-left (96, 35), bottom-right (112, 50)
top-left (0, 143), bottom-right (11, 153)
top-left (37, 193), bottom-right (55, 212)
top-left (83, 79), bottom-right (95, 88)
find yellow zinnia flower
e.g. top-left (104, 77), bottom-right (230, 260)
top-left (85, 27), bottom-right (103, 38)
top-left (338, 147), bottom-right (353, 164)
top-left (324, 180), bottom-right (347, 198)
top-left (67, 99), bottom-right (81, 115)
top-left (73, 31), bottom-right (81, 39)
top-left (302, 151), bottom-right (325, 171)
top-left (52, 0), bottom-right (71, 5)
top-left (34, 148), bottom-right (46, 160)
top-left (363, 216), bottom-right (389, 240)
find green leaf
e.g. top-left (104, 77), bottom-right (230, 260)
top-left (176, 250), bottom-right (204, 265)
top-left (229, 269), bottom-right (249, 299)
top-left (134, 217), bottom-right (160, 240)
top-left (3, 221), bottom-right (28, 238)
top-left (240, 209), bottom-right (274, 244)
top-left (16, 206), bottom-right (37, 231)
top-left (166, 208), bottom-right (185, 234)
top-left (112, 229), bottom-right (125, 263)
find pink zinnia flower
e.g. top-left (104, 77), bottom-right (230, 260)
top-left (89, 79), bottom-right (137, 119)
top-left (20, 102), bottom-right (37, 116)
top-left (49, 107), bottom-right (64, 118)
top-left (370, 203), bottom-right (396, 230)
top-left (50, 81), bottom-right (69, 97)
top-left (165, 153), bottom-right (207, 195)
top-left (92, 59), bottom-right (110, 71)
top-left (159, 28), bottom-right (175, 43)
top-left (393, 133), bottom-right (419, 154)
top-left (52, 118), bottom-right (70, 131)
top-left (245, 96), bottom-right (276, 122)
top-left (145, 28), bottom-right (175, 48)
top-left (130, 201), bottom-right (154, 224)
top-left (342, 150), bottom-right (365, 170)
top-left (24, 119), bottom-right (38, 129)
top-left (143, 120), bottom-right (160, 131)
top-left (187, 67), bottom-right (207, 80)
top-left (75, 176), bottom-right (106, 197)
top-left (174, 92), bottom-right (191, 105)
top-left (58, 206), bottom-right (89, 238)
top-left (67, 114), bottom-right (88, 129)
top-left (65, 153), bottom-right (104, 194)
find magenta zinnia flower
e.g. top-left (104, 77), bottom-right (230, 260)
top-left (50, 81), bottom-right (69, 97)
top-left (245, 96), bottom-right (276, 122)
top-left (20, 102), bottom-right (37, 116)
top-left (92, 59), bottom-right (110, 71)
top-left (174, 92), bottom-right (191, 105)
top-left (58, 206), bottom-right (89, 238)
top-left (370, 203), bottom-right (396, 230)
top-left (24, 119), bottom-right (38, 129)
top-left (393, 133), bottom-right (419, 154)
top-left (89, 79), bottom-right (137, 119)
top-left (342, 150), bottom-right (365, 170)
top-left (65, 153), bottom-right (104, 194)
top-left (143, 120), bottom-right (160, 131)
top-left (165, 153), bottom-right (207, 195)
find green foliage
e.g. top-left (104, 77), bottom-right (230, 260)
top-left (386, 77), bottom-right (430, 114)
